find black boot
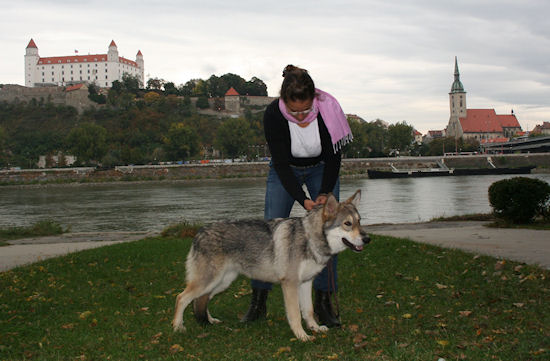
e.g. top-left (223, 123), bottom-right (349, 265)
top-left (314, 289), bottom-right (341, 328)
top-left (241, 288), bottom-right (268, 322)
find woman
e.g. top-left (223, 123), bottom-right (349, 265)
top-left (241, 65), bottom-right (353, 327)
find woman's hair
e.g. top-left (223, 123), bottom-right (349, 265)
top-left (280, 65), bottom-right (315, 103)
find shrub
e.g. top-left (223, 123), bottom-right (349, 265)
top-left (488, 177), bottom-right (550, 224)
top-left (161, 220), bottom-right (203, 239)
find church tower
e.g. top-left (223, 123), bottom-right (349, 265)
top-left (25, 39), bottom-right (39, 87)
top-left (447, 57), bottom-right (467, 138)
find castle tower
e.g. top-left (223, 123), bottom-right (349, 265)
top-left (107, 40), bottom-right (119, 62)
top-left (136, 50), bottom-right (144, 87)
top-left (25, 39), bottom-right (39, 87)
top-left (447, 57), bottom-right (467, 138)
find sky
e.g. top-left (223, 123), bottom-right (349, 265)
top-left (1, 0), bottom-right (549, 134)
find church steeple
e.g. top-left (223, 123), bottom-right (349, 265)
top-left (447, 56), bottom-right (467, 138)
top-left (451, 56), bottom-right (464, 93)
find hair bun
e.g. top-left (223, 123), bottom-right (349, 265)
top-left (282, 64), bottom-right (300, 78)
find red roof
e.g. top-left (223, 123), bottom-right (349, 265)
top-left (137, 50), bottom-right (143, 56)
top-left (27, 39), bottom-right (37, 48)
top-left (225, 87), bottom-right (239, 96)
top-left (459, 109), bottom-right (521, 133)
top-left (65, 84), bottom-right (85, 92)
top-left (36, 54), bottom-right (138, 68)
top-left (109, 40), bottom-right (117, 47)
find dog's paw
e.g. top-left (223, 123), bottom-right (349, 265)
top-left (317, 325), bottom-right (329, 333)
top-left (208, 317), bottom-right (222, 324)
top-left (295, 331), bottom-right (315, 342)
top-left (172, 322), bottom-right (186, 333)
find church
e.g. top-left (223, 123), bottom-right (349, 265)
top-left (24, 39), bottom-right (144, 88)
top-left (445, 57), bottom-right (522, 141)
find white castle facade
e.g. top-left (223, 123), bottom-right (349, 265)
top-left (24, 39), bottom-right (144, 88)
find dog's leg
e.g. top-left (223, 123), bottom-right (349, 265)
top-left (299, 280), bottom-right (328, 333)
top-left (193, 294), bottom-right (210, 324)
top-left (205, 270), bottom-right (238, 324)
top-left (281, 280), bottom-right (313, 341)
top-left (173, 281), bottom-right (203, 332)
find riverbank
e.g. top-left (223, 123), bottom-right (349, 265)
top-left (1, 153), bottom-right (549, 186)
top-left (2, 221), bottom-right (549, 272)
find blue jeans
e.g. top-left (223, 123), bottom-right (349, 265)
top-left (252, 162), bottom-right (340, 292)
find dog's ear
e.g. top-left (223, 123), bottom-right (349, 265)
top-left (323, 193), bottom-right (339, 220)
top-left (345, 189), bottom-right (361, 207)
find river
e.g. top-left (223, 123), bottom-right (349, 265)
top-left (1, 174), bottom-right (549, 232)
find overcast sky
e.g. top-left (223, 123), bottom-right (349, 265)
top-left (1, 0), bottom-right (549, 133)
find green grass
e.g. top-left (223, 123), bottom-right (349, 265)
top-left (0, 220), bottom-right (67, 243)
top-left (1, 235), bottom-right (548, 360)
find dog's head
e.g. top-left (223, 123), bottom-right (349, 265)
top-left (322, 190), bottom-right (370, 254)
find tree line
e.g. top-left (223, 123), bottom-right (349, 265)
top-left (0, 74), bottom-right (478, 169)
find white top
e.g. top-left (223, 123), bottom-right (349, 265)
top-left (288, 119), bottom-right (322, 158)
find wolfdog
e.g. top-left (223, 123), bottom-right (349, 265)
top-left (172, 190), bottom-right (369, 341)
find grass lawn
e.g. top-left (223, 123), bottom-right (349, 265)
top-left (1, 234), bottom-right (548, 360)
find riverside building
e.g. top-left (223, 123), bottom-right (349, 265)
top-left (24, 39), bottom-right (144, 88)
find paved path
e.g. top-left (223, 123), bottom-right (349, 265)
top-left (1, 222), bottom-right (548, 272)
top-left (0, 232), bottom-right (156, 272)
top-left (368, 221), bottom-right (550, 269)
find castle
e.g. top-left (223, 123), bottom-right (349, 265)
top-left (24, 39), bottom-right (144, 88)
top-left (446, 57), bottom-right (521, 141)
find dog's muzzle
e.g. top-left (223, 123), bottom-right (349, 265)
top-left (342, 234), bottom-right (370, 253)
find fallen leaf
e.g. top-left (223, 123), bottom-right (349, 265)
top-left (402, 313), bottom-right (412, 319)
top-left (459, 310), bottom-right (472, 317)
top-left (437, 340), bottom-right (449, 346)
top-left (273, 346), bottom-right (291, 357)
top-left (61, 323), bottom-right (75, 330)
top-left (436, 283), bottom-right (448, 289)
top-left (494, 260), bottom-right (506, 270)
top-left (513, 303), bottom-right (525, 308)
top-left (78, 311), bottom-right (92, 320)
top-left (169, 344), bottom-right (184, 354)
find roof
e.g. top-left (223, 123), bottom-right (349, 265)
top-left (137, 50), bottom-right (143, 56)
top-left (225, 87), bottom-right (239, 96)
top-left (36, 54), bottom-right (138, 68)
top-left (459, 109), bottom-right (521, 133)
top-left (109, 40), bottom-right (117, 47)
top-left (65, 84), bottom-right (86, 92)
top-left (27, 39), bottom-right (37, 48)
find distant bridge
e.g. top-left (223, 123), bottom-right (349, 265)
top-left (481, 136), bottom-right (550, 154)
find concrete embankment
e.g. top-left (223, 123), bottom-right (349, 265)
top-left (1, 153), bottom-right (549, 185)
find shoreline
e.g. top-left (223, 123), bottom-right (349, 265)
top-left (1, 153), bottom-right (549, 188)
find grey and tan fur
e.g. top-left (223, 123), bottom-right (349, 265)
top-left (172, 190), bottom-right (369, 341)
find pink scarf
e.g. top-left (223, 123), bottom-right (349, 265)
top-left (279, 88), bottom-right (353, 153)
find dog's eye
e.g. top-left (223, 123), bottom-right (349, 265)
top-left (344, 221), bottom-right (352, 227)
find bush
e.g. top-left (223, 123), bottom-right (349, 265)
top-left (488, 177), bottom-right (550, 224)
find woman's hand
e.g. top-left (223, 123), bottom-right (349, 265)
top-left (304, 199), bottom-right (316, 211)
top-left (315, 194), bottom-right (328, 205)
top-left (304, 194), bottom-right (329, 211)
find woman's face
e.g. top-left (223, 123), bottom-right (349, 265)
top-left (285, 98), bottom-right (314, 121)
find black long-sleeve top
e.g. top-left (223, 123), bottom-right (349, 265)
top-left (263, 99), bottom-right (342, 207)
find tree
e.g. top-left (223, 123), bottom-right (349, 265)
top-left (122, 73), bottom-right (141, 92)
top-left (215, 118), bottom-right (253, 159)
top-left (66, 122), bottom-right (108, 164)
top-left (163, 122), bottom-right (199, 161)
top-left (146, 77), bottom-right (165, 91)
top-left (343, 118), bottom-right (369, 158)
top-left (387, 121), bottom-right (414, 154)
